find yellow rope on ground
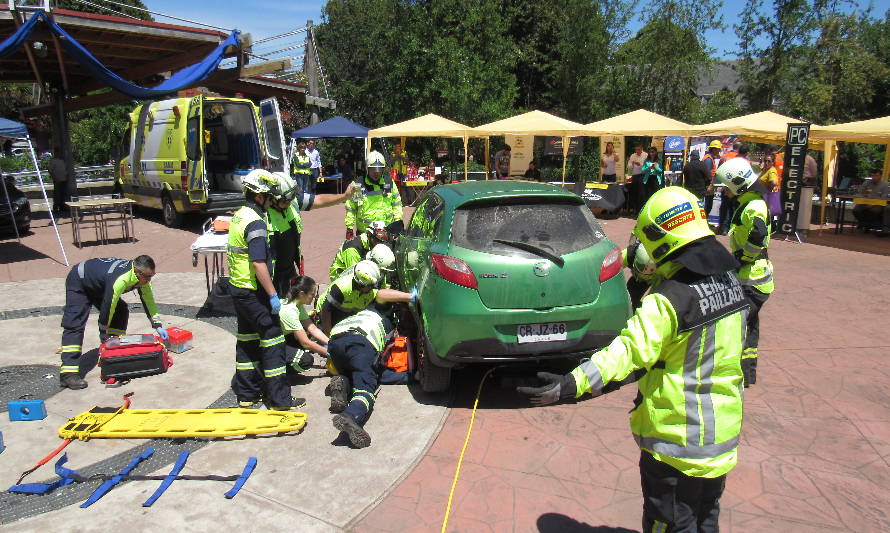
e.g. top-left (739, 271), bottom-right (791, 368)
top-left (440, 366), bottom-right (498, 533)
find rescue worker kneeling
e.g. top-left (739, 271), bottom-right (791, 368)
top-left (316, 260), bottom-right (411, 335)
top-left (279, 276), bottom-right (330, 378)
top-left (327, 307), bottom-right (414, 448)
top-left (329, 220), bottom-right (393, 281)
top-left (518, 187), bottom-right (749, 533)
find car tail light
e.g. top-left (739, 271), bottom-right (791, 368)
top-left (599, 246), bottom-right (622, 283)
top-left (181, 161), bottom-right (189, 190)
top-left (431, 253), bottom-right (478, 290)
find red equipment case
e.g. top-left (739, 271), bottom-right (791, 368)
top-left (163, 327), bottom-right (193, 353)
top-left (99, 334), bottom-right (173, 384)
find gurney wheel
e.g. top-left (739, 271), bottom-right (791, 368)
top-left (192, 253), bottom-right (198, 267)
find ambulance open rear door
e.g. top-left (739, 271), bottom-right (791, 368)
top-left (259, 98), bottom-right (289, 177)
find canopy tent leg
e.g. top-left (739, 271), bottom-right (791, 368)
top-left (561, 136), bottom-right (569, 184)
top-left (820, 140), bottom-right (837, 231)
top-left (484, 138), bottom-right (489, 180)
top-left (883, 143), bottom-right (890, 180)
top-left (27, 136), bottom-right (69, 267)
top-left (463, 136), bottom-right (468, 181)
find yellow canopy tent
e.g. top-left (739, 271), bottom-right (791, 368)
top-left (694, 111), bottom-right (837, 227)
top-left (367, 113), bottom-right (475, 180)
top-left (811, 115), bottom-right (890, 226)
top-left (472, 110), bottom-right (588, 182)
top-left (585, 109), bottom-right (694, 137)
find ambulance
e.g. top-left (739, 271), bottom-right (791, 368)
top-left (116, 94), bottom-right (288, 226)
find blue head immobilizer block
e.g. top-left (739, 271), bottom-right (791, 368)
top-left (8, 400), bottom-right (47, 421)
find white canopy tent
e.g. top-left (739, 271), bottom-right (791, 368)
top-left (0, 117), bottom-right (69, 266)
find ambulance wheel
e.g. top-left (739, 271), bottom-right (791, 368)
top-left (162, 194), bottom-right (183, 227)
top-left (417, 335), bottom-right (451, 393)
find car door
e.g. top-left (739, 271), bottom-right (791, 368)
top-left (259, 97), bottom-right (288, 175)
top-left (399, 196), bottom-right (428, 291)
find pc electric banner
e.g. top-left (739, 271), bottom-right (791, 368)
top-left (780, 123), bottom-right (811, 235)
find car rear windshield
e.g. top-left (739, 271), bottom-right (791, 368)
top-left (450, 197), bottom-right (605, 257)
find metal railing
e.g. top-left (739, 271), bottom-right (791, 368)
top-left (6, 165), bottom-right (114, 186)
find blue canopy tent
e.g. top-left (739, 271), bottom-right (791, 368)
top-left (290, 116), bottom-right (370, 139)
top-left (0, 118), bottom-right (69, 266)
top-left (289, 117), bottom-right (370, 189)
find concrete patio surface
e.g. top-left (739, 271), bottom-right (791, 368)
top-left (1, 199), bottom-right (889, 532)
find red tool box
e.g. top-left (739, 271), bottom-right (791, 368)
top-left (163, 327), bottom-right (193, 353)
top-left (99, 334), bottom-right (173, 385)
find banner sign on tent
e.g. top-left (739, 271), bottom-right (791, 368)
top-left (664, 136), bottom-right (685, 151)
top-left (544, 137), bottom-right (583, 156)
top-left (780, 123), bottom-right (811, 235)
top-left (505, 134), bottom-right (533, 176)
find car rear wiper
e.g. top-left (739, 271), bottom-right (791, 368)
top-left (492, 239), bottom-right (565, 267)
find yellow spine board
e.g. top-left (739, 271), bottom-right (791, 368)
top-left (59, 407), bottom-right (307, 440)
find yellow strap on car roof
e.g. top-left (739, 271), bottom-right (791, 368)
top-left (59, 406), bottom-right (307, 440)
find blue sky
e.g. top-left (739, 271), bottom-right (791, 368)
top-left (144, 0), bottom-right (890, 58)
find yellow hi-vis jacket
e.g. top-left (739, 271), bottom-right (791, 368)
top-left (344, 176), bottom-right (402, 232)
top-left (227, 204), bottom-right (271, 290)
top-left (729, 190), bottom-right (774, 294)
top-left (571, 269), bottom-right (749, 478)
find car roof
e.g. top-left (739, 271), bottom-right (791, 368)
top-left (433, 180), bottom-right (581, 207)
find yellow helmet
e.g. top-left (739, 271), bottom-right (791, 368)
top-left (633, 186), bottom-right (713, 263)
top-left (708, 140), bottom-right (722, 150)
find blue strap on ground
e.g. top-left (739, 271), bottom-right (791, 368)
top-left (81, 448), bottom-right (154, 508)
top-left (224, 457), bottom-right (257, 499)
top-left (142, 450), bottom-right (189, 507)
top-left (7, 454), bottom-right (79, 495)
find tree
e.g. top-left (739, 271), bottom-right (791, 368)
top-left (612, 0), bottom-right (718, 121)
top-left (859, 9), bottom-right (890, 118)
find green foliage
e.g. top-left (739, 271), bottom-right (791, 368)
top-left (68, 103), bottom-right (132, 165)
top-left (0, 154), bottom-right (45, 174)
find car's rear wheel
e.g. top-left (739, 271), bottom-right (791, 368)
top-left (417, 334), bottom-right (451, 393)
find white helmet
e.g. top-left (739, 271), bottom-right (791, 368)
top-left (367, 244), bottom-right (395, 270)
top-left (273, 172), bottom-right (300, 202)
top-left (353, 260), bottom-right (381, 287)
top-left (367, 220), bottom-right (390, 242)
top-left (242, 169), bottom-right (279, 196)
top-left (714, 157), bottom-right (757, 195)
top-left (367, 150), bottom-right (386, 168)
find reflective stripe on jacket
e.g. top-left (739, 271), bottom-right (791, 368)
top-left (75, 258), bottom-right (161, 331)
top-left (227, 205), bottom-right (269, 290)
top-left (292, 153), bottom-right (311, 175)
top-left (330, 309), bottom-right (387, 353)
top-left (571, 270), bottom-right (749, 478)
top-left (329, 233), bottom-right (370, 281)
top-left (315, 265), bottom-right (377, 314)
top-left (729, 191), bottom-right (774, 294)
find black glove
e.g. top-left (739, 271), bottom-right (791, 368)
top-left (733, 249), bottom-right (752, 263)
top-left (516, 372), bottom-right (577, 406)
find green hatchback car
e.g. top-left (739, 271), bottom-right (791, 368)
top-left (397, 180), bottom-right (631, 392)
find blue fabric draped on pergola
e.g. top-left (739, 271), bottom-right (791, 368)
top-left (0, 117), bottom-right (28, 138)
top-left (0, 11), bottom-right (239, 99)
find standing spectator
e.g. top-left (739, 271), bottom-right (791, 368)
top-left (291, 142), bottom-right (312, 194)
top-left (682, 152), bottom-right (709, 199)
top-left (601, 141), bottom-right (619, 183)
top-left (523, 160), bottom-right (543, 182)
top-left (759, 154), bottom-right (782, 230)
top-left (336, 153), bottom-right (355, 184)
top-left (391, 142), bottom-right (407, 180)
top-left (48, 147), bottom-right (68, 216)
top-left (627, 144), bottom-right (647, 215)
top-left (701, 140), bottom-right (722, 222)
top-left (641, 147), bottom-right (664, 206)
top-left (306, 139), bottom-right (322, 195)
top-left (494, 145), bottom-right (511, 179)
top-left (804, 151), bottom-right (819, 187)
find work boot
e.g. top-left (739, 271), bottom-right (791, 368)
top-left (269, 396), bottom-right (307, 411)
top-left (329, 375), bottom-right (350, 413)
top-left (60, 373), bottom-right (88, 390)
top-left (333, 412), bottom-right (371, 448)
top-left (237, 397), bottom-right (262, 408)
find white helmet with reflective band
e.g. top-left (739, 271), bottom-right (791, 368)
top-left (367, 244), bottom-right (395, 269)
top-left (242, 169), bottom-right (280, 196)
top-left (353, 260), bottom-right (381, 287)
top-left (714, 157), bottom-right (758, 196)
top-left (366, 150), bottom-right (386, 168)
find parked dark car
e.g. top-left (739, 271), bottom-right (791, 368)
top-left (0, 176), bottom-right (31, 234)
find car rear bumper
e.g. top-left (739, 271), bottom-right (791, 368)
top-left (442, 329), bottom-right (621, 362)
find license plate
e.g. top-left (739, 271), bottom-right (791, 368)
top-left (517, 322), bottom-right (567, 343)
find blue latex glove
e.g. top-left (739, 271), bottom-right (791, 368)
top-left (269, 294), bottom-right (281, 314)
top-left (409, 286), bottom-right (419, 305)
top-left (155, 327), bottom-right (169, 341)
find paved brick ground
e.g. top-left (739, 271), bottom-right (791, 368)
top-left (3, 200), bottom-right (890, 532)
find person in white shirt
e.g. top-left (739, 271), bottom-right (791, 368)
top-left (601, 141), bottom-right (619, 183)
